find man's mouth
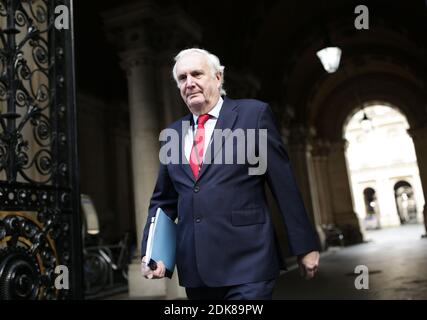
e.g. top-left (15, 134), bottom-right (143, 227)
top-left (187, 92), bottom-right (200, 98)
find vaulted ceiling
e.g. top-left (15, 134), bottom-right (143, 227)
top-left (75, 0), bottom-right (427, 138)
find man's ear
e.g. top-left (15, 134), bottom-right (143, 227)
top-left (216, 72), bottom-right (222, 91)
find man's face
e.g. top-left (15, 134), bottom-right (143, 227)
top-left (175, 53), bottom-right (222, 115)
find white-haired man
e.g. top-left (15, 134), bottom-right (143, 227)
top-left (141, 48), bottom-right (320, 300)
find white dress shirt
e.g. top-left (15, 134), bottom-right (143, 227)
top-left (184, 97), bottom-right (223, 162)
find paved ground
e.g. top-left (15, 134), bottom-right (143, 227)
top-left (273, 224), bottom-right (427, 299)
top-left (103, 224), bottom-right (427, 300)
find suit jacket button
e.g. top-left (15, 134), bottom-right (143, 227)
top-left (193, 185), bottom-right (200, 193)
top-left (195, 217), bottom-right (201, 223)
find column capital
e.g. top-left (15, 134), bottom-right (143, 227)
top-left (311, 138), bottom-right (331, 158)
top-left (119, 48), bottom-right (157, 74)
top-left (103, 1), bottom-right (202, 66)
top-left (288, 124), bottom-right (316, 146)
top-left (329, 138), bottom-right (349, 152)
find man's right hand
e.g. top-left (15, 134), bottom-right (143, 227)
top-left (141, 256), bottom-right (166, 279)
top-left (297, 251), bottom-right (319, 280)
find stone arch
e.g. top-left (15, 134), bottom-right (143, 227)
top-left (394, 180), bottom-right (419, 224)
top-left (277, 28), bottom-right (427, 245)
top-left (342, 100), bottom-right (409, 139)
top-left (305, 70), bottom-right (427, 241)
top-left (313, 72), bottom-right (425, 141)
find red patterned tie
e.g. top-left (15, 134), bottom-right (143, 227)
top-left (190, 114), bottom-right (210, 179)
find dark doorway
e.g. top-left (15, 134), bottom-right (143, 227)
top-left (394, 181), bottom-right (418, 224)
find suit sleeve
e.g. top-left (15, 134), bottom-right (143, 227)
top-left (258, 104), bottom-right (320, 256)
top-left (140, 161), bottom-right (178, 258)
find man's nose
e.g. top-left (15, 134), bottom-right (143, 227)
top-left (185, 76), bottom-right (195, 87)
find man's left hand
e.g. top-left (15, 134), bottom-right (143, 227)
top-left (297, 251), bottom-right (319, 280)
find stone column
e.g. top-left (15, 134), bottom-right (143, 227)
top-left (121, 50), bottom-right (159, 252)
top-left (327, 140), bottom-right (363, 245)
top-left (310, 139), bottom-right (334, 226)
top-left (120, 47), bottom-right (167, 297)
top-left (287, 125), bottom-right (326, 249)
top-left (408, 126), bottom-right (427, 236)
top-left (288, 125), bottom-right (317, 226)
top-left (411, 172), bottom-right (426, 225)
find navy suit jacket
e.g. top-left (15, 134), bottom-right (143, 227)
top-left (141, 97), bottom-right (319, 288)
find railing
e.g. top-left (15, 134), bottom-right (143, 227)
top-left (83, 232), bottom-right (132, 299)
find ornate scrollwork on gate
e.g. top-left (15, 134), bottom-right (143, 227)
top-left (0, 0), bottom-right (81, 299)
top-left (0, 210), bottom-right (65, 299)
top-left (0, 0), bottom-right (54, 185)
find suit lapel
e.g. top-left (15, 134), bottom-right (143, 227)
top-left (197, 97), bottom-right (238, 181)
top-left (179, 113), bottom-right (196, 182)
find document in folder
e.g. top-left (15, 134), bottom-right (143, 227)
top-left (145, 207), bottom-right (177, 278)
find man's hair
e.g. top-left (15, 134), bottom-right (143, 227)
top-left (172, 48), bottom-right (226, 96)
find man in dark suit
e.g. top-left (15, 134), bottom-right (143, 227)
top-left (141, 48), bottom-right (320, 300)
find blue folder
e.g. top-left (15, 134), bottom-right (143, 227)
top-left (145, 207), bottom-right (177, 278)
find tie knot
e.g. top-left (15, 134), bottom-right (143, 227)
top-left (197, 114), bottom-right (210, 126)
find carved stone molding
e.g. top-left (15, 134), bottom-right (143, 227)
top-left (311, 139), bottom-right (331, 158)
top-left (103, 1), bottom-right (202, 73)
top-left (288, 124), bottom-right (316, 146)
top-left (119, 48), bottom-right (157, 74)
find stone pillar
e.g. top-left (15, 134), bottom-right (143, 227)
top-left (408, 126), bottom-right (427, 236)
top-left (288, 126), bottom-right (316, 224)
top-left (327, 140), bottom-right (363, 245)
top-left (120, 47), bottom-right (167, 297)
top-left (103, 1), bottom-right (201, 298)
top-left (411, 172), bottom-right (426, 225)
top-left (288, 125), bottom-right (323, 243)
top-left (310, 139), bottom-right (334, 226)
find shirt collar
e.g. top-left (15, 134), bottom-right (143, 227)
top-left (192, 96), bottom-right (223, 125)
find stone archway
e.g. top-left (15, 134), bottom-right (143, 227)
top-left (306, 70), bottom-right (427, 243)
top-left (343, 103), bottom-right (424, 231)
top-left (274, 34), bottom-right (425, 244)
top-left (248, 0), bottom-right (427, 245)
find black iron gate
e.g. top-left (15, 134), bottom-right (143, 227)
top-left (0, 0), bottom-right (82, 299)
